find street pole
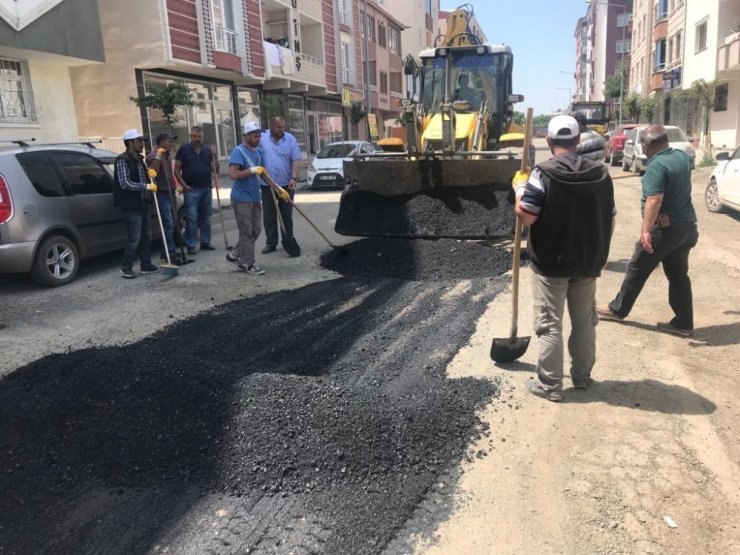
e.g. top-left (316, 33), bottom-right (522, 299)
top-left (557, 87), bottom-right (572, 112)
top-left (363, 0), bottom-right (371, 140)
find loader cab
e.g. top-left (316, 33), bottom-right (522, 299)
top-left (418, 44), bottom-right (515, 146)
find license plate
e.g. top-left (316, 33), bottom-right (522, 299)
top-left (319, 176), bottom-right (334, 181)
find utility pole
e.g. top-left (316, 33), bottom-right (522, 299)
top-left (363, 0), bottom-right (372, 140)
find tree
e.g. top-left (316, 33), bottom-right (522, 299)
top-left (603, 61), bottom-right (626, 101)
top-left (639, 96), bottom-right (658, 123)
top-left (129, 81), bottom-right (196, 129)
top-left (533, 114), bottom-right (551, 126)
top-left (512, 111), bottom-right (525, 125)
top-left (623, 92), bottom-right (641, 122)
top-left (689, 79), bottom-right (716, 148)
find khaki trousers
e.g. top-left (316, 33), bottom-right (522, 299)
top-left (232, 201), bottom-right (262, 267)
top-left (532, 274), bottom-right (598, 391)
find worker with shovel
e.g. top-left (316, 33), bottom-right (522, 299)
top-left (514, 115), bottom-right (615, 402)
top-left (147, 133), bottom-right (183, 265)
top-left (225, 122), bottom-right (291, 275)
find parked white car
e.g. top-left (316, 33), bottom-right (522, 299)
top-left (307, 141), bottom-right (376, 189)
top-left (705, 147), bottom-right (740, 214)
top-left (622, 125), bottom-right (696, 173)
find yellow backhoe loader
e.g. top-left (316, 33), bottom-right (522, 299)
top-left (335, 5), bottom-right (528, 239)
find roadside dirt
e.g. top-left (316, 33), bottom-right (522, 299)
top-left (415, 164), bottom-right (740, 555)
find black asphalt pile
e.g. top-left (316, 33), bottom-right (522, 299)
top-left (0, 273), bottom-right (506, 553)
top-left (334, 187), bottom-right (516, 239)
top-left (321, 237), bottom-right (512, 281)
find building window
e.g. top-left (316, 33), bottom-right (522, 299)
top-left (340, 34), bottom-right (355, 84)
top-left (617, 12), bottom-right (631, 27)
top-left (339, 0), bottom-right (351, 26)
top-left (366, 60), bottom-right (377, 86)
top-left (379, 71), bottom-right (388, 94)
top-left (695, 18), bottom-right (707, 52)
top-left (0, 58), bottom-right (36, 123)
top-left (361, 12), bottom-right (376, 42)
top-left (656, 0), bottom-right (668, 21)
top-left (667, 37), bottom-right (673, 64)
top-left (675, 31), bottom-right (682, 59)
top-left (616, 39), bottom-right (631, 53)
top-left (714, 83), bottom-right (728, 112)
top-left (654, 38), bottom-right (666, 72)
top-left (388, 26), bottom-right (401, 56)
top-left (425, 0), bottom-right (432, 15)
top-left (378, 24), bottom-right (386, 48)
top-left (390, 72), bottom-right (402, 94)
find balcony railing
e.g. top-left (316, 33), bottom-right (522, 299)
top-left (213, 25), bottom-right (238, 55)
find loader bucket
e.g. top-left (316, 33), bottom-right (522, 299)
top-left (335, 157), bottom-right (522, 239)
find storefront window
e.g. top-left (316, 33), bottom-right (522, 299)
top-left (306, 100), bottom-right (343, 153)
top-left (142, 74), bottom-right (237, 159)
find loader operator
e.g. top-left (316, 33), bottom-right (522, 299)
top-left (453, 73), bottom-right (479, 107)
top-left (514, 115), bottom-right (615, 402)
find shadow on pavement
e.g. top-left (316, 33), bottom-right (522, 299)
top-left (603, 258), bottom-right (630, 274)
top-left (564, 378), bottom-right (716, 415)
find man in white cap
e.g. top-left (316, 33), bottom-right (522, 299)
top-left (113, 129), bottom-right (158, 278)
top-left (225, 121), bottom-right (290, 274)
top-left (512, 114), bottom-right (616, 401)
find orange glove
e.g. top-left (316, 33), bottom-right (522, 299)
top-left (146, 183), bottom-right (157, 193)
top-left (147, 168), bottom-right (158, 179)
top-left (156, 147), bottom-right (167, 160)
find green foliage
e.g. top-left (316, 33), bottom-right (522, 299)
top-left (512, 111), bottom-right (525, 125)
top-left (129, 82), bottom-right (196, 128)
top-left (350, 101), bottom-right (366, 125)
top-left (260, 93), bottom-right (288, 124)
top-left (698, 145), bottom-right (717, 167)
top-left (639, 96), bottom-right (658, 123)
top-left (623, 92), bottom-right (641, 122)
top-left (533, 114), bottom-right (551, 126)
top-left (689, 79), bottom-right (716, 107)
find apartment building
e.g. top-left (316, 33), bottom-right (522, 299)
top-left (659, 0), bottom-right (687, 128)
top-left (0, 0), bottom-right (104, 143)
top-left (683, 0), bottom-right (740, 148)
top-left (70, 0), bottom-right (365, 159)
top-left (574, 0), bottom-right (632, 117)
top-left (360, 1), bottom-right (407, 138)
top-left (384, 0), bottom-right (440, 63)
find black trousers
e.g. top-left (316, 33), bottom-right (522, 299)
top-left (609, 219), bottom-right (699, 329)
top-left (261, 186), bottom-right (294, 247)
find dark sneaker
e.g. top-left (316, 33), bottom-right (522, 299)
top-left (572, 377), bottom-right (592, 390)
top-left (247, 264), bottom-right (266, 275)
top-left (120, 266), bottom-right (136, 279)
top-left (187, 247), bottom-right (197, 255)
top-left (657, 322), bottom-right (693, 337)
top-left (261, 245), bottom-right (277, 254)
top-left (596, 305), bottom-right (623, 322)
top-left (525, 378), bottom-right (562, 402)
top-left (200, 243), bottom-right (216, 251)
top-left (140, 263), bottom-right (158, 273)
top-left (225, 253), bottom-right (247, 271)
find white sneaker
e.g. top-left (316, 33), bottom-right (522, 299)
top-left (247, 264), bottom-right (265, 275)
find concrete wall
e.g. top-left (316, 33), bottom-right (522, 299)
top-left (711, 81), bottom-right (740, 148)
top-left (70, 0), bottom-right (169, 140)
top-left (0, 55), bottom-right (80, 143)
top-left (0, 0), bottom-right (104, 62)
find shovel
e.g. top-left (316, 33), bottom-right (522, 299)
top-left (490, 107), bottom-right (534, 363)
top-left (213, 174), bottom-right (232, 251)
top-left (270, 187), bottom-right (301, 257)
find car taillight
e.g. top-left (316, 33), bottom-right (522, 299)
top-left (0, 175), bottom-right (13, 224)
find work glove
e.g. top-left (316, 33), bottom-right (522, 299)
top-left (156, 147), bottom-right (167, 160)
top-left (148, 168), bottom-right (158, 179)
top-left (250, 165), bottom-right (265, 176)
top-left (276, 186), bottom-right (290, 202)
top-left (146, 182), bottom-right (158, 193)
top-left (512, 170), bottom-right (529, 198)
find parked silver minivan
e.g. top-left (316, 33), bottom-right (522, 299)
top-left (0, 143), bottom-right (166, 286)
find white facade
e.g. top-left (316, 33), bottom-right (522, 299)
top-left (384, 0), bottom-right (439, 60)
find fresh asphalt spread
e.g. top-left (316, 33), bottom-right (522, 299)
top-left (0, 238), bottom-right (512, 554)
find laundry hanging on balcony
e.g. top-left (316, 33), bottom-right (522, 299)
top-left (263, 41), bottom-right (296, 80)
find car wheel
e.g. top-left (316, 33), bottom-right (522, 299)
top-left (30, 235), bottom-right (79, 286)
top-left (705, 179), bottom-right (725, 213)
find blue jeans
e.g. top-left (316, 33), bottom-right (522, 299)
top-left (122, 206), bottom-right (152, 268)
top-left (184, 187), bottom-right (212, 248)
top-left (157, 192), bottom-right (176, 255)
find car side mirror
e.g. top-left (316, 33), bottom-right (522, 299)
top-left (687, 136), bottom-right (695, 143)
top-left (508, 94), bottom-right (524, 103)
top-left (716, 151), bottom-right (730, 161)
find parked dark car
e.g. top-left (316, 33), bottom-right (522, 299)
top-left (603, 123), bottom-right (638, 166)
top-left (0, 143), bottom-right (167, 286)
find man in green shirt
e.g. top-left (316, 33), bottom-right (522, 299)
top-left (597, 124), bottom-right (699, 337)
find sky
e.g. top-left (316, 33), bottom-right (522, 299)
top-left (440, 0), bottom-right (589, 116)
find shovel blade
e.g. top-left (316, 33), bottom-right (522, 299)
top-left (490, 336), bottom-right (531, 363)
top-left (281, 237), bottom-right (301, 258)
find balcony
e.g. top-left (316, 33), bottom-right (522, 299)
top-left (717, 32), bottom-right (740, 75)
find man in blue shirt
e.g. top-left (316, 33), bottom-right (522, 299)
top-left (174, 126), bottom-right (219, 255)
top-left (259, 115), bottom-right (303, 255)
